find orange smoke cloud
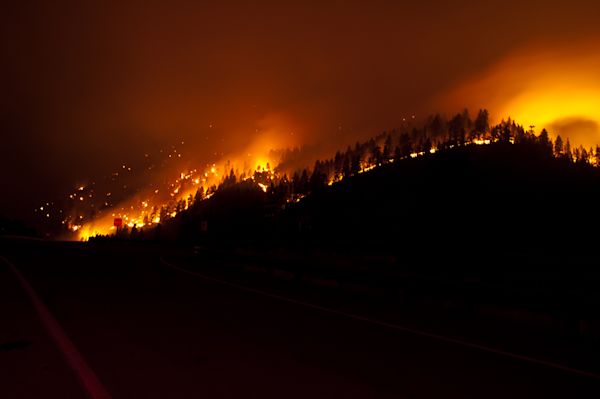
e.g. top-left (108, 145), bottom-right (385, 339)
top-left (436, 38), bottom-right (600, 147)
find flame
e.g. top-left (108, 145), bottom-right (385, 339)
top-left (70, 134), bottom-right (288, 240)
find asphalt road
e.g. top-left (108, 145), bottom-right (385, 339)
top-left (1, 240), bottom-right (599, 398)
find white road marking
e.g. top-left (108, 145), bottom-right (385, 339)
top-left (160, 256), bottom-right (600, 381)
top-left (1, 256), bottom-right (112, 399)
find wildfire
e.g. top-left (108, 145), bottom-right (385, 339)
top-left (64, 140), bottom-right (284, 240)
top-left (439, 40), bottom-right (600, 148)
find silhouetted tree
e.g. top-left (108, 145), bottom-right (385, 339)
top-left (350, 152), bottom-right (361, 174)
top-left (372, 145), bottom-right (383, 165)
top-left (554, 135), bottom-right (564, 157)
top-left (195, 186), bottom-right (205, 203)
top-left (474, 109), bottom-right (489, 136)
top-left (130, 224), bottom-right (138, 238)
top-left (221, 168), bottom-right (237, 188)
top-left (428, 114), bottom-right (445, 137)
top-left (333, 151), bottom-right (344, 177)
top-left (513, 124), bottom-right (528, 144)
top-left (299, 169), bottom-right (310, 193)
top-left (576, 146), bottom-right (589, 164)
top-left (565, 139), bottom-right (572, 161)
top-left (291, 171), bottom-right (300, 194)
top-left (538, 129), bottom-right (552, 155)
top-left (310, 160), bottom-right (328, 191)
top-left (382, 134), bottom-right (393, 161)
top-left (397, 133), bottom-right (412, 158)
top-left (342, 148), bottom-right (352, 177)
top-left (448, 113), bottom-right (467, 145)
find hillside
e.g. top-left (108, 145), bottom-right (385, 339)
top-left (129, 139), bottom-right (600, 265)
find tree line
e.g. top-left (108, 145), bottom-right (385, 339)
top-left (209, 109), bottom-right (599, 206)
top-left (106, 109), bottom-right (600, 235)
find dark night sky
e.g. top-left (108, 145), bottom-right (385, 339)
top-left (2, 1), bottom-right (600, 220)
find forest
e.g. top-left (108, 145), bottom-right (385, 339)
top-left (86, 109), bottom-right (600, 261)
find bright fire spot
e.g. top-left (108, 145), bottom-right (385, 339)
top-left (257, 183), bottom-right (268, 192)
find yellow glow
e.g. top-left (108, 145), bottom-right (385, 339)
top-left (502, 88), bottom-right (600, 143)
top-left (439, 40), bottom-right (600, 147)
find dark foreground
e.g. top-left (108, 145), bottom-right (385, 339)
top-left (1, 239), bottom-right (599, 398)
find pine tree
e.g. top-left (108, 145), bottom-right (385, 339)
top-left (538, 129), bottom-right (553, 155)
top-left (565, 139), bottom-right (573, 161)
top-left (382, 134), bottom-right (393, 161)
top-left (554, 135), bottom-right (564, 157)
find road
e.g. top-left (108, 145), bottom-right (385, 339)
top-left (1, 240), bottom-right (599, 398)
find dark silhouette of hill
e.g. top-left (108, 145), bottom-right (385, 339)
top-left (288, 142), bottom-right (600, 260)
top-left (88, 109), bottom-right (600, 266)
top-left (139, 140), bottom-right (600, 266)
top-left (84, 116), bottom-right (600, 350)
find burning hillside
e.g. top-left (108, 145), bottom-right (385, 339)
top-left (32, 109), bottom-right (600, 241)
top-left (33, 136), bottom-right (286, 240)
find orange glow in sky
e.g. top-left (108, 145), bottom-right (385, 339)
top-left (438, 40), bottom-right (600, 148)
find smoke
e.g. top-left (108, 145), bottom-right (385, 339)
top-left (435, 38), bottom-right (600, 147)
top-left (547, 118), bottom-right (600, 147)
top-left (4, 1), bottom-right (600, 222)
